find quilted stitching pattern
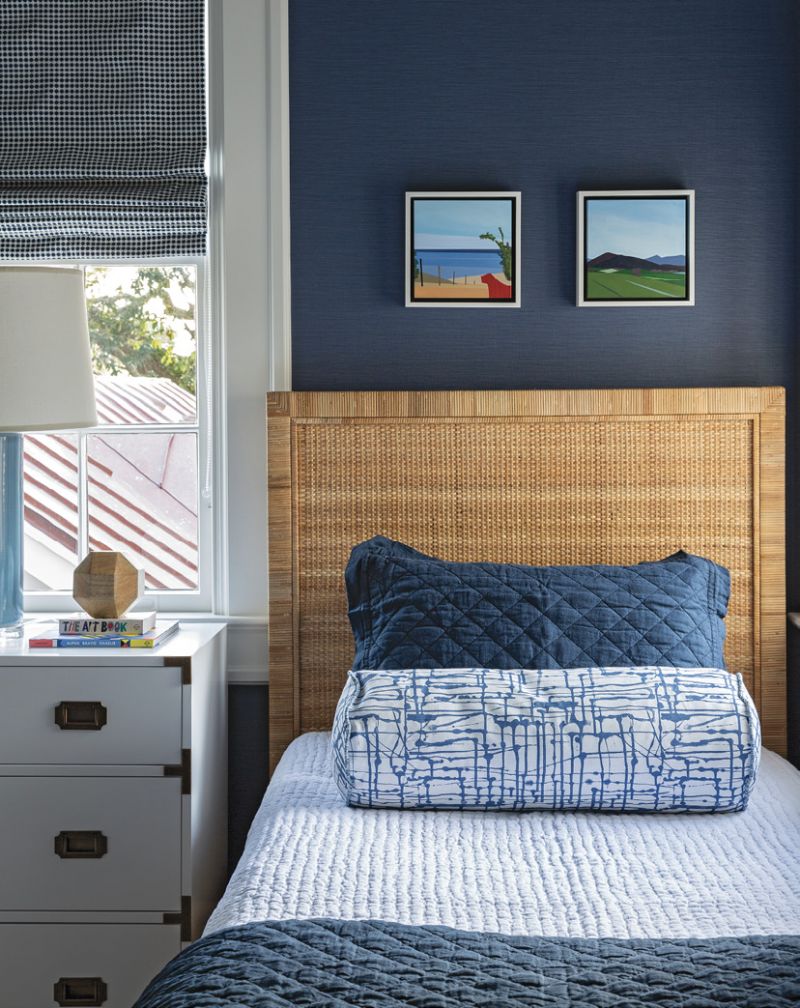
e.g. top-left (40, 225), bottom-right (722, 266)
top-left (206, 735), bottom-right (800, 940)
top-left (346, 538), bottom-right (729, 671)
top-left (135, 919), bottom-right (800, 1007)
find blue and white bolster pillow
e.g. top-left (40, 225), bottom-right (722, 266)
top-left (332, 667), bottom-right (761, 813)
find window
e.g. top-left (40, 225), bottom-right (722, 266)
top-left (23, 263), bottom-right (212, 611)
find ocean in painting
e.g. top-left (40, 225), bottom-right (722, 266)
top-left (414, 248), bottom-right (503, 280)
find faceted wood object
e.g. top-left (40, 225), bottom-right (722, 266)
top-left (73, 552), bottom-right (144, 619)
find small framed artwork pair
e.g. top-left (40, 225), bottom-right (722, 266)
top-left (406, 191), bottom-right (521, 307)
top-left (404, 188), bottom-right (694, 308)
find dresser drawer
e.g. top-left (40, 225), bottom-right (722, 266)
top-left (0, 923), bottom-right (179, 1007)
top-left (0, 777), bottom-right (181, 912)
top-left (0, 666), bottom-right (182, 765)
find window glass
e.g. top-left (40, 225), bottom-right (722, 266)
top-left (23, 264), bottom-right (204, 605)
top-left (23, 434), bottom-right (79, 591)
top-left (86, 432), bottom-right (199, 591)
top-left (87, 266), bottom-right (197, 425)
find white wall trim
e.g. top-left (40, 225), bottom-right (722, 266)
top-left (225, 620), bottom-right (269, 684)
top-left (266, 0), bottom-right (292, 392)
top-left (206, 0), bottom-right (230, 618)
top-left (204, 0), bottom-right (279, 684)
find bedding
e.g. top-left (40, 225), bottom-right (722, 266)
top-left (135, 919), bottom-right (800, 1007)
top-left (332, 666), bottom-right (760, 812)
top-left (137, 733), bottom-right (800, 1006)
top-left (346, 536), bottom-right (730, 672)
top-left (207, 732), bottom-right (800, 939)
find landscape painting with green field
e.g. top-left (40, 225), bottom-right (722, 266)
top-left (581, 194), bottom-right (691, 304)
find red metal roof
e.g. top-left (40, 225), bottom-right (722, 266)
top-left (24, 375), bottom-right (199, 592)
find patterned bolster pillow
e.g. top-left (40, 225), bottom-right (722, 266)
top-left (332, 667), bottom-right (761, 813)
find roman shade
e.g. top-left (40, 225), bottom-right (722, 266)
top-left (0, 1), bottom-right (206, 259)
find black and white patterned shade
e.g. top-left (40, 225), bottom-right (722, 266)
top-left (0, 1), bottom-right (206, 259)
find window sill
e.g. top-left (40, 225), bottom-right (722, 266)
top-left (25, 612), bottom-right (266, 626)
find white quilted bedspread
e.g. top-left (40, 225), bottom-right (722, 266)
top-left (206, 732), bottom-right (800, 939)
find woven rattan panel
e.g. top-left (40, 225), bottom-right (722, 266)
top-left (268, 389), bottom-right (786, 771)
top-left (296, 418), bottom-right (753, 732)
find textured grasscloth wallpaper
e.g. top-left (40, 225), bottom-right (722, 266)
top-left (289, 1), bottom-right (796, 397)
top-left (230, 0), bottom-right (799, 861)
top-left (228, 686), bottom-right (269, 872)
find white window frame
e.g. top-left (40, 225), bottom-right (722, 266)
top-left (23, 256), bottom-right (215, 614)
top-left (20, 1), bottom-right (292, 664)
top-left (17, 0), bottom-right (290, 648)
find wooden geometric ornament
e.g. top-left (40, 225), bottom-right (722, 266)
top-left (73, 551), bottom-right (144, 619)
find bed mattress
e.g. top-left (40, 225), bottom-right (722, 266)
top-left (206, 732), bottom-right (800, 940)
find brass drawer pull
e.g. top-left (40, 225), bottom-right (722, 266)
top-left (53, 977), bottom-right (107, 1006)
top-left (55, 700), bottom-right (107, 731)
top-left (54, 830), bottom-right (108, 859)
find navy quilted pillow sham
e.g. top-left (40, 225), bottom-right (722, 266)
top-left (345, 537), bottom-right (730, 671)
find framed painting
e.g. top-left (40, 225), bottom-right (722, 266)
top-left (406, 191), bottom-right (521, 307)
top-left (577, 190), bottom-right (695, 307)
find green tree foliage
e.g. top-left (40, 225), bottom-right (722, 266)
top-left (86, 266), bottom-right (196, 395)
top-left (479, 227), bottom-right (512, 281)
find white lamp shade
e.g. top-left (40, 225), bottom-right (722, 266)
top-left (0, 266), bottom-right (98, 432)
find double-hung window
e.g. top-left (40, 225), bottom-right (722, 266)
top-left (0, 2), bottom-right (210, 613)
top-left (23, 262), bottom-right (212, 612)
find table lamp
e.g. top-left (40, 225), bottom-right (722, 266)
top-left (0, 266), bottom-right (98, 637)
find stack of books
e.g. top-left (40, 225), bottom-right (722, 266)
top-left (29, 611), bottom-right (179, 649)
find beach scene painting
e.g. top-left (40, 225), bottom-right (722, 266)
top-left (577, 190), bottom-right (694, 307)
top-left (406, 192), bottom-right (521, 307)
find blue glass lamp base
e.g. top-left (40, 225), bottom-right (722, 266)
top-left (0, 433), bottom-right (24, 638)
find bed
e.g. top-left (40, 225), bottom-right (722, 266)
top-left (137, 388), bottom-right (800, 1006)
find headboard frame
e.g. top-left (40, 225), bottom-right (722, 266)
top-left (268, 388), bottom-right (786, 772)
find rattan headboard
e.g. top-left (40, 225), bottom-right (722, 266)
top-left (267, 388), bottom-right (786, 772)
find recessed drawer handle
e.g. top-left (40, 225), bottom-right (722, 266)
top-left (54, 700), bottom-right (107, 731)
top-left (54, 830), bottom-right (108, 859)
top-left (53, 977), bottom-right (108, 1006)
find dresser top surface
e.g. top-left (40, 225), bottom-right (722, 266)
top-left (0, 621), bottom-right (226, 665)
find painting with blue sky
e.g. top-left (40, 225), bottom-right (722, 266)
top-left (408, 193), bottom-right (519, 305)
top-left (580, 193), bottom-right (692, 304)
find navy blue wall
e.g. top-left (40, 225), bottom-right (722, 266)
top-left (284, 0), bottom-right (800, 762)
top-left (228, 686), bottom-right (270, 873)
top-left (290, 0), bottom-right (796, 395)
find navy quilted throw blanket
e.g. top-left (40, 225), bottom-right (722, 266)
top-left (135, 918), bottom-right (800, 1007)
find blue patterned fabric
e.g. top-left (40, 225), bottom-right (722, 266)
top-left (346, 537), bottom-right (730, 672)
top-left (134, 918), bottom-right (800, 1008)
top-left (333, 666), bottom-right (760, 812)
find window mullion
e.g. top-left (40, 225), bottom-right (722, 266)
top-left (77, 433), bottom-right (89, 560)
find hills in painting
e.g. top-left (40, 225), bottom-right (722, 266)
top-left (585, 252), bottom-right (687, 299)
top-left (647, 254), bottom-right (686, 266)
top-left (587, 251), bottom-right (685, 273)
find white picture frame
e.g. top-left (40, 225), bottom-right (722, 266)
top-left (406, 191), bottom-right (521, 308)
top-left (577, 189), bottom-right (695, 307)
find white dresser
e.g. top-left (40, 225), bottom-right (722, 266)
top-left (0, 623), bottom-right (227, 1008)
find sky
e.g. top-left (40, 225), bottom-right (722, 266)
top-left (414, 198), bottom-right (513, 250)
top-left (586, 198), bottom-right (686, 260)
